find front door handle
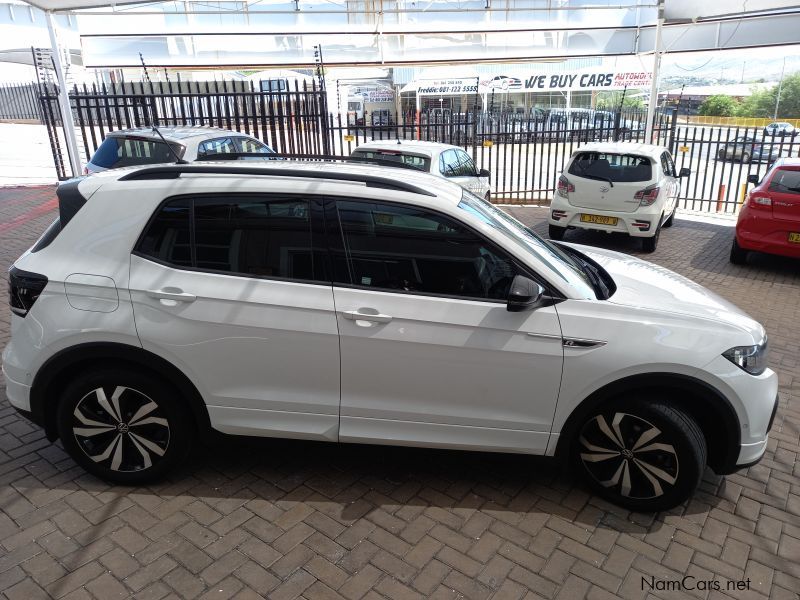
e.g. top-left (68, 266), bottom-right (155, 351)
top-left (341, 310), bottom-right (392, 323)
top-left (145, 289), bottom-right (197, 303)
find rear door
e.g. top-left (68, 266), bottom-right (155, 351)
top-left (660, 151), bottom-right (679, 216)
top-left (129, 193), bottom-right (341, 441)
top-left (768, 167), bottom-right (800, 223)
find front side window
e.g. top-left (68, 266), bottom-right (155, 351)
top-left (235, 137), bottom-right (272, 154)
top-left (455, 150), bottom-right (477, 177)
top-left (768, 168), bottom-right (800, 195)
top-left (660, 152), bottom-right (675, 177)
top-left (137, 195), bottom-right (323, 282)
top-left (568, 152), bottom-right (652, 183)
top-left (197, 137), bottom-right (237, 157)
top-left (333, 200), bottom-right (522, 301)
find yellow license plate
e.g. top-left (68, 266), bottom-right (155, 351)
top-left (789, 232), bottom-right (800, 244)
top-left (580, 214), bottom-right (618, 226)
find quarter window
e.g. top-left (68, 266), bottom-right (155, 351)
top-left (137, 196), bottom-right (323, 282)
top-left (333, 200), bottom-right (522, 301)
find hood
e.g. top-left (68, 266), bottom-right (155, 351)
top-left (571, 244), bottom-right (766, 343)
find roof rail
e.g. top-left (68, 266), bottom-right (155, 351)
top-left (195, 152), bottom-right (425, 172)
top-left (117, 164), bottom-right (436, 196)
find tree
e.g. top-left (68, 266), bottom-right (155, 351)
top-left (698, 95), bottom-right (739, 116)
top-left (735, 73), bottom-right (800, 118)
top-left (775, 73), bottom-right (800, 118)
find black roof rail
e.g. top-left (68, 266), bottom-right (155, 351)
top-left (117, 164), bottom-right (436, 196)
top-left (194, 152), bottom-right (425, 172)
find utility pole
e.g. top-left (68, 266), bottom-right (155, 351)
top-left (644, 0), bottom-right (664, 143)
top-left (774, 57), bottom-right (787, 120)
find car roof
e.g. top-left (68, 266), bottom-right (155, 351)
top-left (354, 139), bottom-right (460, 157)
top-left (85, 159), bottom-right (465, 204)
top-left (774, 157), bottom-right (800, 167)
top-left (571, 142), bottom-right (669, 158)
top-left (106, 126), bottom-right (250, 142)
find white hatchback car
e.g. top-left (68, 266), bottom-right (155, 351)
top-left (3, 161), bottom-right (776, 511)
top-left (352, 140), bottom-right (492, 200)
top-left (85, 126), bottom-right (276, 174)
top-left (548, 143), bottom-right (689, 252)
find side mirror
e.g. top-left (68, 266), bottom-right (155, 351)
top-left (679, 167), bottom-right (690, 178)
top-left (747, 174), bottom-right (759, 184)
top-left (478, 168), bottom-right (491, 178)
top-left (507, 275), bottom-right (545, 312)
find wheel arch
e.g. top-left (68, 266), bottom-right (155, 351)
top-left (553, 372), bottom-right (741, 475)
top-left (30, 342), bottom-right (212, 443)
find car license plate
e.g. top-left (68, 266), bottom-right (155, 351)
top-left (580, 214), bottom-right (618, 226)
top-left (789, 232), bottom-right (800, 244)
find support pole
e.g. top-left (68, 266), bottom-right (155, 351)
top-left (644, 0), bottom-right (664, 144)
top-left (46, 11), bottom-right (81, 177)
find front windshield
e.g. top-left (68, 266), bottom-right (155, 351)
top-left (458, 190), bottom-right (597, 299)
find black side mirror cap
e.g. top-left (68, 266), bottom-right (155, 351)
top-left (679, 167), bottom-right (691, 178)
top-left (747, 174), bottom-right (759, 184)
top-left (507, 275), bottom-right (546, 312)
top-left (478, 168), bottom-right (491, 177)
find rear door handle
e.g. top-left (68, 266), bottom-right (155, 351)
top-left (341, 310), bottom-right (392, 323)
top-left (145, 289), bottom-right (197, 303)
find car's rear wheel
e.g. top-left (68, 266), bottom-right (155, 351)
top-left (641, 223), bottom-right (661, 252)
top-left (572, 397), bottom-right (706, 511)
top-left (741, 152), bottom-right (751, 163)
top-left (663, 205), bottom-right (677, 228)
top-left (549, 224), bottom-right (566, 241)
top-left (717, 149), bottom-right (727, 161)
top-left (57, 368), bottom-right (193, 484)
top-left (730, 237), bottom-right (749, 265)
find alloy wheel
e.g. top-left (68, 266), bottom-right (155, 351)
top-left (578, 412), bottom-right (679, 500)
top-left (71, 386), bottom-right (170, 472)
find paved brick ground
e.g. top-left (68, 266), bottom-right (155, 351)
top-left (0, 185), bottom-right (798, 600)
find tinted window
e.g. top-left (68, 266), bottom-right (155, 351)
top-left (137, 199), bottom-right (192, 267)
top-left (334, 200), bottom-right (522, 300)
top-left (194, 198), bottom-right (313, 279)
top-left (439, 149), bottom-right (459, 176)
top-left (351, 149), bottom-right (429, 171)
top-left (235, 137), bottom-right (272, 153)
top-left (197, 137), bottom-right (237, 157)
top-left (137, 196), bottom-right (322, 281)
top-left (568, 152), bottom-right (652, 183)
top-left (91, 136), bottom-right (182, 168)
top-left (769, 169), bottom-right (800, 195)
top-left (660, 152), bottom-right (675, 177)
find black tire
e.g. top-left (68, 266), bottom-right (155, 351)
top-left (57, 367), bottom-right (194, 484)
top-left (730, 237), bottom-right (749, 265)
top-left (549, 224), bottom-right (566, 241)
top-left (571, 397), bottom-right (707, 512)
top-left (641, 224), bottom-right (661, 252)
top-left (717, 149), bottom-right (727, 161)
top-left (484, 191), bottom-right (492, 203)
top-left (662, 205), bottom-right (677, 228)
top-left (741, 152), bottom-right (751, 164)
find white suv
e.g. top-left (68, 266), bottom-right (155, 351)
top-left (548, 143), bottom-right (689, 252)
top-left (351, 140), bottom-right (491, 200)
top-left (3, 161), bottom-right (777, 511)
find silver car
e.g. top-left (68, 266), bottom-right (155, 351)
top-left (85, 126), bottom-right (276, 174)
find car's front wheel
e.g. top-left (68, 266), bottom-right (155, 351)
top-left (572, 398), bottom-right (706, 511)
top-left (57, 367), bottom-right (194, 484)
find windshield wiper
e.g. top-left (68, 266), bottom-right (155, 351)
top-left (574, 162), bottom-right (614, 187)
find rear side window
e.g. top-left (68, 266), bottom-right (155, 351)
top-left (197, 137), bottom-right (237, 157)
top-left (768, 169), bottom-right (800, 195)
top-left (136, 196), bottom-right (324, 282)
top-left (568, 152), bottom-right (652, 183)
top-left (91, 136), bottom-right (183, 168)
top-left (352, 150), bottom-right (429, 171)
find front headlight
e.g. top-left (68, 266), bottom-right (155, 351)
top-left (722, 338), bottom-right (768, 375)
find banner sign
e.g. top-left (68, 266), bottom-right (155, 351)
top-left (413, 70), bottom-right (652, 96)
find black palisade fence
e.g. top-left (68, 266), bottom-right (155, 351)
top-left (0, 82), bottom-right (43, 121)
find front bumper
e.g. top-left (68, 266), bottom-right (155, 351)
top-left (548, 196), bottom-right (662, 238)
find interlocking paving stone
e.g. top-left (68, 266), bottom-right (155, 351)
top-left (0, 187), bottom-right (798, 599)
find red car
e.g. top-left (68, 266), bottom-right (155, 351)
top-left (731, 158), bottom-right (800, 264)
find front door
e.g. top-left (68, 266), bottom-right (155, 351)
top-left (327, 198), bottom-right (563, 453)
top-left (129, 194), bottom-right (340, 441)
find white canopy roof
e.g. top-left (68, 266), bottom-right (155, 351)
top-left (22, 1), bottom-right (159, 9)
